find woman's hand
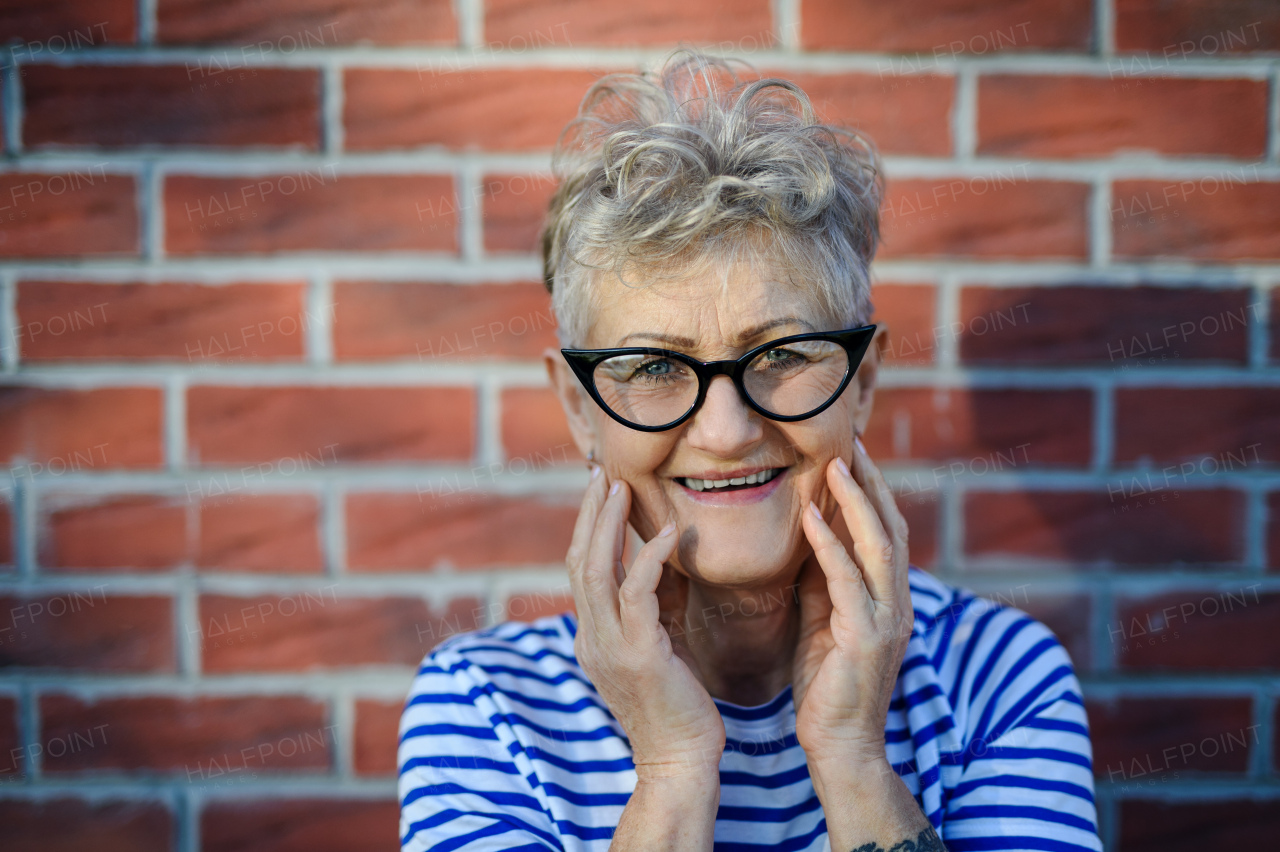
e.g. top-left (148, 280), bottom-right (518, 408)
top-left (567, 465), bottom-right (726, 783)
top-left (792, 438), bottom-right (913, 773)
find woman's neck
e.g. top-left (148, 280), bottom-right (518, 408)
top-left (676, 576), bottom-right (801, 707)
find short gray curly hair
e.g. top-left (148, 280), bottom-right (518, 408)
top-left (540, 50), bottom-right (883, 349)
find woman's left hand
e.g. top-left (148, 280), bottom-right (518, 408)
top-left (792, 438), bottom-right (914, 771)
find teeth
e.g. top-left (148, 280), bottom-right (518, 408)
top-left (681, 468), bottom-right (780, 492)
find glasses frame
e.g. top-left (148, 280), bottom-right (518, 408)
top-left (560, 324), bottom-right (877, 433)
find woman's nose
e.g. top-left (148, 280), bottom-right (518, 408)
top-left (683, 375), bottom-right (763, 453)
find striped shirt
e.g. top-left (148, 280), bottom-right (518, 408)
top-left (399, 567), bottom-right (1101, 852)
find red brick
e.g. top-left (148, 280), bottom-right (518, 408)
top-left (0, 2), bottom-right (136, 45)
top-left (864, 388), bottom-right (1092, 465)
top-left (1114, 388), bottom-right (1278, 465)
top-left (413, 598), bottom-right (488, 652)
top-left (958, 285), bottom-right (1253, 365)
top-left (487, 0), bottom-right (772, 46)
top-left (346, 492), bottom-right (578, 571)
top-left (1112, 178), bottom-right (1280, 261)
top-left (24, 65), bottom-right (320, 149)
top-left (333, 280), bottom-right (556, 361)
top-left (354, 698), bottom-right (400, 775)
top-left (1119, 799), bottom-right (1280, 850)
top-left (1017, 593), bottom-right (1091, 673)
top-left (38, 492), bottom-right (323, 573)
top-left (0, 693), bottom-right (18, 775)
top-left (40, 693), bottom-right (330, 773)
top-left (159, 0), bottom-right (456, 45)
top-left (880, 178), bottom-right (1089, 259)
top-left (964, 489), bottom-right (1245, 565)
top-left (42, 494), bottom-right (188, 571)
top-left (0, 593), bottom-right (174, 672)
top-left (198, 593), bottom-right (478, 671)
top-left (761, 72), bottom-right (954, 156)
top-left (500, 387), bottom-right (583, 467)
top-left (164, 173), bottom-right (457, 253)
top-left (198, 494), bottom-right (322, 573)
top-left (801, 0), bottom-right (1092, 51)
top-left (344, 68), bottom-right (604, 151)
top-left (1115, 0), bottom-right (1280, 54)
top-left (1088, 696), bottom-right (1254, 779)
top-left (1269, 492), bottom-right (1280, 571)
top-left (1116, 589), bottom-right (1280, 670)
top-left (482, 173), bottom-right (557, 254)
top-left (977, 75), bottom-right (1267, 158)
top-left (202, 798), bottom-right (399, 852)
top-left (0, 799), bottom-right (171, 852)
top-left (0, 171), bottom-right (137, 256)
top-left (17, 280), bottom-right (308, 361)
top-left (0, 386), bottom-right (163, 468)
top-left (0, 501), bottom-right (12, 569)
top-left (871, 283), bottom-right (936, 366)
top-left (187, 385), bottom-right (474, 464)
top-left (504, 591), bottom-right (576, 623)
top-left (896, 496), bottom-right (939, 569)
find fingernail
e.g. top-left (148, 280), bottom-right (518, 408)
top-left (808, 500), bottom-right (822, 521)
top-left (590, 464), bottom-right (601, 480)
top-left (658, 522), bottom-right (675, 537)
top-left (836, 456), bottom-right (851, 478)
top-left (609, 480), bottom-right (620, 496)
top-left (855, 435), bottom-right (868, 455)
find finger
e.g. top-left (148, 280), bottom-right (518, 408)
top-left (848, 441), bottom-right (912, 606)
top-left (566, 466), bottom-right (610, 624)
top-left (826, 456), bottom-right (896, 604)
top-left (655, 560), bottom-right (692, 647)
top-left (567, 465), bottom-right (609, 581)
top-left (582, 479), bottom-right (629, 632)
top-left (850, 440), bottom-right (908, 557)
top-left (802, 498), bottom-right (872, 624)
top-left (794, 555), bottom-right (834, 637)
top-left (618, 522), bottom-right (678, 646)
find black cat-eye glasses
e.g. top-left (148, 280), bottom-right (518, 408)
top-left (560, 324), bottom-right (877, 432)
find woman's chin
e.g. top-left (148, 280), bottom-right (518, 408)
top-left (674, 537), bottom-right (798, 589)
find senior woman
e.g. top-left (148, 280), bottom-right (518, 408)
top-left (399, 53), bottom-right (1100, 852)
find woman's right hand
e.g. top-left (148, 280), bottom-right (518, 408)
top-left (567, 464), bottom-right (726, 783)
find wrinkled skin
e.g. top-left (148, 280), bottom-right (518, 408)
top-left (544, 258), bottom-right (912, 781)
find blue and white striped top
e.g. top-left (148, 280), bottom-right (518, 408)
top-left (398, 567), bottom-right (1101, 852)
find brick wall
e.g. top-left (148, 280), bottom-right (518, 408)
top-left (0, 1), bottom-right (1277, 850)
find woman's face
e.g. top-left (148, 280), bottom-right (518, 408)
top-left (547, 258), bottom-right (883, 590)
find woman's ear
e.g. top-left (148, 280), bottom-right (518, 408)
top-left (850, 325), bottom-right (888, 437)
top-left (543, 346), bottom-right (599, 459)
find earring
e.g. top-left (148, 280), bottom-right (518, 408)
top-left (585, 448), bottom-right (596, 468)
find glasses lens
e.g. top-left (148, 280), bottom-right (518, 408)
top-left (593, 352), bottom-right (699, 427)
top-left (743, 339), bottom-right (849, 417)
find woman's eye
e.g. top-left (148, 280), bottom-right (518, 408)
top-left (764, 348), bottom-right (804, 364)
top-left (635, 357), bottom-right (679, 376)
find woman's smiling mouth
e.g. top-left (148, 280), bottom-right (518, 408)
top-left (674, 467), bottom-right (789, 504)
top-left (676, 467), bottom-right (785, 492)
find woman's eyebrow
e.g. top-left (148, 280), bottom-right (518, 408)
top-left (616, 316), bottom-right (816, 348)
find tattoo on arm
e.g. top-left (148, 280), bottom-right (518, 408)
top-left (850, 824), bottom-right (946, 852)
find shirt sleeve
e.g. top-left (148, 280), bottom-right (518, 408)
top-left (941, 611), bottom-right (1103, 852)
top-left (398, 646), bottom-right (564, 852)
